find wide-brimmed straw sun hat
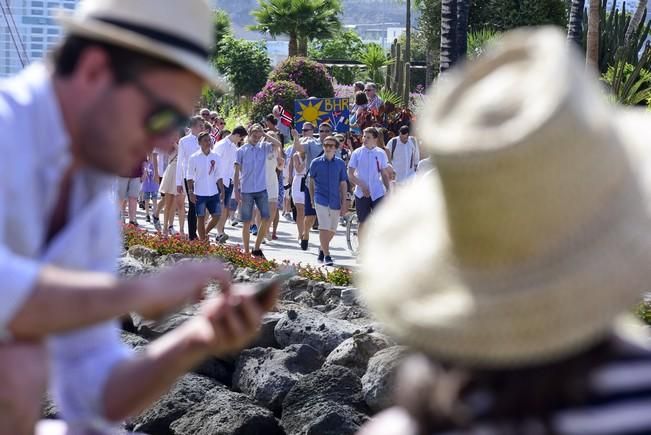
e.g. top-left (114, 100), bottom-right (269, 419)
top-left (57, 0), bottom-right (219, 87)
top-left (358, 27), bottom-right (651, 368)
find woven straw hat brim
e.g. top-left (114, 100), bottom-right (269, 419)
top-left (58, 14), bottom-right (221, 88)
top-left (358, 109), bottom-right (651, 368)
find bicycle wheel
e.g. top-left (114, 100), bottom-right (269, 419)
top-left (346, 214), bottom-right (359, 255)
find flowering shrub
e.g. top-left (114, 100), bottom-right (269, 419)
top-left (122, 225), bottom-right (353, 286)
top-left (334, 84), bottom-right (355, 100)
top-left (269, 57), bottom-right (334, 98)
top-left (250, 80), bottom-right (308, 124)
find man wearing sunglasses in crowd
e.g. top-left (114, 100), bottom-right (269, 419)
top-left (0, 0), bottom-right (277, 433)
top-left (364, 82), bottom-right (383, 111)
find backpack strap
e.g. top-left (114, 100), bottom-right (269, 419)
top-left (390, 138), bottom-right (398, 160)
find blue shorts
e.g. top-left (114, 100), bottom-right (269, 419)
top-left (355, 195), bottom-right (384, 223)
top-left (223, 183), bottom-right (234, 208)
top-left (142, 191), bottom-right (158, 200)
top-left (195, 194), bottom-right (221, 217)
top-left (241, 191), bottom-right (270, 222)
top-left (303, 187), bottom-right (317, 216)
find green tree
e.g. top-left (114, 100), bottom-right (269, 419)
top-left (214, 36), bottom-right (272, 96)
top-left (469, 0), bottom-right (567, 31)
top-left (309, 29), bottom-right (365, 84)
top-left (213, 9), bottom-right (232, 48)
top-left (249, 0), bottom-right (343, 57)
top-left (308, 29), bottom-right (365, 59)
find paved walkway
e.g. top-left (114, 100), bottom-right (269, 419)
top-left (132, 207), bottom-right (357, 269)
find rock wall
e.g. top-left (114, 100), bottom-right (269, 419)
top-left (47, 247), bottom-right (410, 435)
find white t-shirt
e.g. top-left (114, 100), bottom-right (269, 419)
top-left (175, 133), bottom-right (200, 186)
top-left (187, 150), bottom-right (221, 196)
top-left (348, 146), bottom-right (389, 201)
top-left (213, 136), bottom-right (238, 188)
top-left (388, 136), bottom-right (420, 182)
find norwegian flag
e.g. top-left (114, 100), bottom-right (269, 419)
top-left (276, 105), bottom-right (293, 127)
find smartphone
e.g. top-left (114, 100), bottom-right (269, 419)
top-left (247, 268), bottom-right (297, 303)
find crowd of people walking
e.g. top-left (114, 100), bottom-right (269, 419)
top-left (116, 97), bottom-right (428, 265)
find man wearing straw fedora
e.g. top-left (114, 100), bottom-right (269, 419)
top-left (0, 1), bottom-right (278, 434)
top-left (357, 27), bottom-right (651, 435)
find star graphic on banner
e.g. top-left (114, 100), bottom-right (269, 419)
top-left (296, 100), bottom-right (328, 124)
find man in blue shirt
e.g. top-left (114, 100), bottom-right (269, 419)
top-left (308, 136), bottom-right (348, 266)
top-left (234, 124), bottom-right (282, 257)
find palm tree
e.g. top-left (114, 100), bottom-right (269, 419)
top-left (250, 0), bottom-right (342, 57)
top-left (440, 0), bottom-right (458, 72)
top-left (586, 0), bottom-right (600, 68)
top-left (296, 0), bottom-right (342, 55)
top-left (405, 0), bottom-right (412, 62)
top-left (625, 0), bottom-right (647, 44)
top-left (359, 43), bottom-right (393, 85)
top-left (567, 0), bottom-right (585, 46)
top-left (456, 0), bottom-right (470, 62)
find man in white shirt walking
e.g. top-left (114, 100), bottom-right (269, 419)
top-left (0, 1), bottom-right (276, 433)
top-left (187, 132), bottom-right (224, 241)
top-left (348, 127), bottom-right (392, 240)
top-left (213, 126), bottom-right (246, 243)
top-left (176, 116), bottom-right (203, 240)
top-left (387, 125), bottom-right (420, 183)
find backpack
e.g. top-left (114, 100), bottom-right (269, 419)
top-left (390, 137), bottom-right (415, 169)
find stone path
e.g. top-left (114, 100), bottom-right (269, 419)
top-left (132, 207), bottom-right (357, 269)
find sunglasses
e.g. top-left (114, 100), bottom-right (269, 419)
top-left (303, 128), bottom-right (314, 132)
top-left (132, 79), bottom-right (188, 136)
top-left (319, 130), bottom-right (331, 133)
top-left (323, 143), bottom-right (337, 148)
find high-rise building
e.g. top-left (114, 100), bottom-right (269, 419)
top-left (0, 0), bottom-right (78, 78)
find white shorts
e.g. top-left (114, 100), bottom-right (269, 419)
top-left (315, 204), bottom-right (339, 233)
top-left (117, 177), bottom-right (141, 200)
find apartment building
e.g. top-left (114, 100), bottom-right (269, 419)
top-left (0, 0), bottom-right (77, 77)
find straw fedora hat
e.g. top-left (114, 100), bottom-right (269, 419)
top-left (358, 27), bottom-right (651, 368)
top-left (57, 0), bottom-right (219, 87)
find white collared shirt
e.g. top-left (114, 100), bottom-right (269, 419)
top-left (213, 136), bottom-right (238, 187)
top-left (348, 145), bottom-right (389, 201)
top-left (175, 133), bottom-right (200, 186)
top-left (0, 64), bottom-right (130, 432)
top-left (187, 150), bottom-right (221, 196)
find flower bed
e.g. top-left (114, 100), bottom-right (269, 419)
top-left (122, 225), bottom-right (353, 286)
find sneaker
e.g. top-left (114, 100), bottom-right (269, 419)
top-left (138, 200), bottom-right (145, 210)
top-left (250, 224), bottom-right (258, 235)
top-left (300, 239), bottom-right (309, 251)
top-left (272, 234), bottom-right (278, 240)
top-left (339, 216), bottom-right (348, 227)
top-left (146, 214), bottom-right (151, 223)
top-left (317, 250), bottom-right (324, 263)
top-left (128, 221), bottom-right (139, 227)
top-left (153, 216), bottom-right (161, 231)
top-left (252, 249), bottom-right (266, 259)
top-left (231, 218), bottom-right (240, 227)
top-left (324, 255), bottom-right (334, 266)
top-left (168, 226), bottom-right (175, 235)
top-left (216, 233), bottom-right (229, 243)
